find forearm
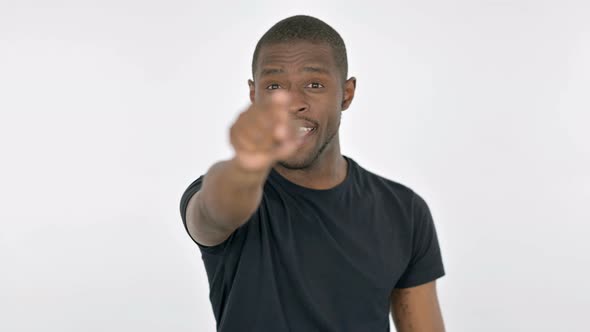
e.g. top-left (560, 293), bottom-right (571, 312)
top-left (194, 157), bottom-right (270, 230)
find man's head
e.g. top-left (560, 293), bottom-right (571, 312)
top-left (251, 15), bottom-right (348, 83)
top-left (248, 15), bottom-right (356, 170)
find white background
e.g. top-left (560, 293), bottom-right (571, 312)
top-left (1, 0), bottom-right (589, 331)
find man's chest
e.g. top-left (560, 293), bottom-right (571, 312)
top-left (258, 197), bottom-right (413, 298)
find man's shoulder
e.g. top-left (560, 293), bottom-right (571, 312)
top-left (353, 160), bottom-right (415, 199)
top-left (354, 164), bottom-right (435, 223)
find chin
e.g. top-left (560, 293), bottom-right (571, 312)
top-left (277, 158), bottom-right (310, 170)
top-left (277, 152), bottom-right (317, 170)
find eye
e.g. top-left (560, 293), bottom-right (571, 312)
top-left (306, 82), bottom-right (324, 89)
top-left (265, 83), bottom-right (282, 90)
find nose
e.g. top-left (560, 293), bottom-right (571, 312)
top-left (286, 89), bottom-right (308, 114)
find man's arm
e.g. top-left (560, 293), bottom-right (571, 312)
top-left (185, 91), bottom-right (302, 247)
top-left (390, 280), bottom-right (446, 332)
top-left (185, 157), bottom-right (269, 247)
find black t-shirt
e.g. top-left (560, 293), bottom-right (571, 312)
top-left (179, 155), bottom-right (445, 332)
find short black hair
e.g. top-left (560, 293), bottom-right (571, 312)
top-left (251, 15), bottom-right (348, 82)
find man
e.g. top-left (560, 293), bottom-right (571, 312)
top-left (180, 15), bottom-right (446, 332)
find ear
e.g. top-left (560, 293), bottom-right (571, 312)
top-left (341, 76), bottom-right (356, 111)
top-left (248, 79), bottom-right (255, 103)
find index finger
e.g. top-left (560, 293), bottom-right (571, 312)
top-left (267, 91), bottom-right (291, 139)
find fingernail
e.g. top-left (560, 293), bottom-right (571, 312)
top-left (276, 125), bottom-right (286, 138)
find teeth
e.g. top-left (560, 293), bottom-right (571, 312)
top-left (297, 127), bottom-right (314, 137)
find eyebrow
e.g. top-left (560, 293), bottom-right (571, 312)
top-left (259, 66), bottom-right (331, 78)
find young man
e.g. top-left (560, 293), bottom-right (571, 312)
top-left (180, 15), bottom-right (446, 332)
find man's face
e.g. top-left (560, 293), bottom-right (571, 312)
top-left (248, 41), bottom-right (355, 170)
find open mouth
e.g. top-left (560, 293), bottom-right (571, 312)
top-left (298, 126), bottom-right (316, 139)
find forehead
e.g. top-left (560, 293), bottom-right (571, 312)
top-left (255, 41), bottom-right (338, 78)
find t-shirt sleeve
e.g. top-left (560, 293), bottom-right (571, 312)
top-left (179, 175), bottom-right (236, 256)
top-left (394, 190), bottom-right (446, 288)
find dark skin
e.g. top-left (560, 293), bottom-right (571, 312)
top-left (249, 41), bottom-right (446, 331)
top-left (187, 40), bottom-right (445, 330)
top-left (391, 281), bottom-right (446, 332)
top-left (248, 41), bottom-right (355, 190)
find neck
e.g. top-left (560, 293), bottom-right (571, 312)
top-left (273, 136), bottom-right (348, 190)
